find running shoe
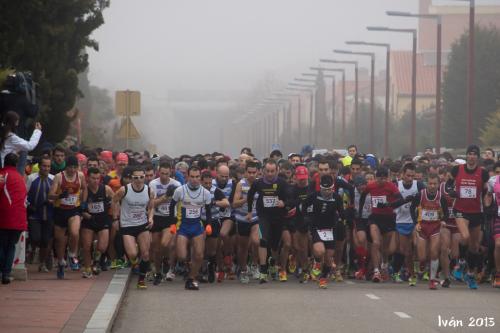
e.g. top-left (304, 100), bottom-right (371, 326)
top-left (381, 269), bottom-right (390, 282)
top-left (198, 274), bottom-right (208, 283)
top-left (226, 266), bottom-right (236, 280)
top-left (319, 277), bottom-right (328, 289)
top-left (269, 265), bottom-right (278, 281)
top-left (57, 263), bottom-right (65, 280)
top-left (185, 278), bottom-right (199, 290)
top-left (452, 266), bottom-right (463, 281)
top-left (279, 270), bottom-right (287, 282)
top-left (354, 268), bottom-right (366, 280)
top-left (335, 270), bottom-right (344, 283)
top-left (422, 271), bottom-right (430, 281)
top-left (259, 273), bottom-right (268, 284)
top-left (441, 278), bottom-right (451, 288)
top-left (464, 273), bottom-right (478, 290)
top-left (100, 255), bottom-right (108, 272)
top-left (429, 279), bottom-right (438, 290)
top-left (82, 267), bottom-right (93, 279)
top-left (408, 275), bottom-right (417, 287)
top-left (288, 255), bottom-right (297, 274)
top-left (69, 257), bottom-right (80, 271)
top-left (372, 270), bottom-right (381, 283)
top-left (311, 262), bottom-right (321, 280)
top-left (392, 272), bottom-right (403, 283)
top-left (207, 263), bottom-right (215, 283)
top-left (137, 278), bottom-right (147, 289)
top-left (92, 265), bottom-right (101, 276)
top-left (493, 274), bottom-right (500, 288)
top-left (153, 273), bottom-right (162, 286)
top-left (239, 270), bottom-right (250, 284)
top-left (217, 271), bottom-right (225, 283)
top-left (299, 271), bottom-right (310, 284)
top-left (38, 264), bottom-right (49, 273)
top-left (165, 269), bottom-right (175, 282)
top-left (251, 265), bottom-right (260, 280)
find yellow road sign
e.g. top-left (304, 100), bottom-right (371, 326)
top-left (116, 117), bottom-right (141, 139)
top-left (115, 90), bottom-right (141, 116)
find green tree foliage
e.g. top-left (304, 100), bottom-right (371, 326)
top-left (480, 108), bottom-right (500, 146)
top-left (442, 25), bottom-right (500, 148)
top-left (0, 0), bottom-right (109, 143)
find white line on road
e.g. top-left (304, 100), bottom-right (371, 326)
top-left (365, 293), bottom-right (380, 300)
top-left (394, 312), bottom-right (412, 319)
top-left (345, 280), bottom-right (355, 285)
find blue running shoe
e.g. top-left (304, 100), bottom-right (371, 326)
top-left (69, 257), bottom-right (80, 271)
top-left (464, 273), bottom-right (478, 290)
top-left (452, 266), bottom-right (463, 281)
top-left (57, 264), bottom-right (65, 279)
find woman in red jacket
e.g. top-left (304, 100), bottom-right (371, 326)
top-left (0, 153), bottom-right (28, 284)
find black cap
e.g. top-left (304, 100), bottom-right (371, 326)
top-left (466, 144), bottom-right (480, 156)
top-left (375, 167), bottom-right (389, 178)
top-left (66, 155), bottom-right (78, 167)
top-left (320, 174), bottom-right (334, 188)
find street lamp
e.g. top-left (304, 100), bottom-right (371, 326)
top-left (287, 86), bottom-right (314, 148)
top-left (367, 26), bottom-right (418, 155)
top-left (311, 67), bottom-right (346, 146)
top-left (288, 82), bottom-right (316, 144)
top-left (334, 49), bottom-right (376, 152)
top-left (274, 93), bottom-right (300, 151)
top-left (387, 11), bottom-right (443, 154)
top-left (346, 41), bottom-right (391, 156)
top-left (319, 59), bottom-right (359, 143)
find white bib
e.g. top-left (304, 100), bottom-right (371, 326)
top-left (371, 195), bottom-right (387, 208)
top-left (317, 229), bottom-right (334, 241)
top-left (460, 186), bottom-right (477, 199)
top-left (421, 209), bottom-right (439, 221)
top-left (263, 196), bottom-right (278, 208)
top-left (186, 207), bottom-right (201, 219)
top-left (88, 201), bottom-right (104, 214)
top-left (61, 194), bottom-right (78, 206)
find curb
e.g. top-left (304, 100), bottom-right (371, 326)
top-left (83, 268), bottom-right (131, 333)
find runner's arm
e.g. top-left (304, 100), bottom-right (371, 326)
top-left (410, 193), bottom-right (421, 225)
top-left (440, 196), bottom-right (449, 220)
top-left (231, 182), bottom-right (245, 208)
top-left (247, 181), bottom-right (258, 213)
top-left (112, 186), bottom-right (126, 221)
top-left (48, 173), bottom-right (61, 201)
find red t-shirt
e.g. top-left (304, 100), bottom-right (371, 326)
top-left (365, 181), bottom-right (400, 215)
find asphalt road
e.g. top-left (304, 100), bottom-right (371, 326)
top-left (112, 276), bottom-right (500, 333)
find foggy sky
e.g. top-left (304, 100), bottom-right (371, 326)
top-left (86, 0), bottom-right (478, 155)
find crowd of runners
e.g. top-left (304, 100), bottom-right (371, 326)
top-left (1, 142), bottom-right (500, 291)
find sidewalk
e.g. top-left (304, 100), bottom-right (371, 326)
top-left (0, 264), bottom-right (128, 333)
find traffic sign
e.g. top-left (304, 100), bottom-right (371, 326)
top-left (116, 117), bottom-right (141, 139)
top-left (115, 90), bottom-right (141, 116)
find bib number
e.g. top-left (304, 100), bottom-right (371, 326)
top-left (422, 209), bottom-right (439, 221)
top-left (371, 196), bottom-right (387, 208)
top-left (88, 201), bottom-right (104, 214)
top-left (186, 207), bottom-right (201, 218)
top-left (158, 203), bottom-right (170, 216)
top-left (61, 194), bottom-right (78, 206)
top-left (317, 229), bottom-right (334, 241)
top-left (263, 196), bottom-right (278, 208)
top-left (448, 207), bottom-right (455, 219)
top-left (460, 186), bottom-right (477, 199)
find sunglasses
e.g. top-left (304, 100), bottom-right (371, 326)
top-left (132, 175), bottom-right (145, 180)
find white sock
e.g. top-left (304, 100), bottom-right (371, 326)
top-left (430, 260), bottom-right (439, 280)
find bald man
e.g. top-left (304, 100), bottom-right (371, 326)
top-left (213, 165), bottom-right (237, 281)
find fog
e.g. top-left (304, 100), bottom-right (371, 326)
top-left (87, 0), bottom-right (432, 157)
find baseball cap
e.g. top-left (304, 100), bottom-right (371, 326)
top-left (116, 152), bottom-right (129, 163)
top-left (100, 150), bottom-right (113, 163)
top-left (466, 144), bottom-right (480, 156)
top-left (76, 153), bottom-right (87, 163)
top-left (295, 166), bottom-right (309, 180)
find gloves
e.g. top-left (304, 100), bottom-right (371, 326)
top-left (205, 224), bottom-right (212, 236)
top-left (377, 202), bottom-right (388, 209)
top-left (59, 190), bottom-right (69, 199)
top-left (169, 224), bottom-right (177, 234)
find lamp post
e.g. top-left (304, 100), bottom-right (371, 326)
top-left (386, 11), bottom-right (442, 154)
top-left (311, 67), bottom-right (346, 146)
top-left (287, 87), bottom-right (313, 149)
top-left (288, 82), bottom-right (316, 145)
top-left (334, 49), bottom-right (376, 152)
top-left (319, 59), bottom-right (359, 144)
top-left (346, 41), bottom-right (391, 156)
top-left (274, 93), bottom-right (300, 152)
top-left (367, 26), bottom-right (417, 155)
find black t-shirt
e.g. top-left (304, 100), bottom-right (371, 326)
top-left (247, 177), bottom-right (288, 217)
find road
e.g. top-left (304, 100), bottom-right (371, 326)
top-left (112, 277), bottom-right (500, 333)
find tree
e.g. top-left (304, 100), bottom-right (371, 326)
top-left (442, 25), bottom-right (500, 148)
top-left (480, 108), bottom-right (500, 146)
top-left (0, 0), bottom-right (110, 143)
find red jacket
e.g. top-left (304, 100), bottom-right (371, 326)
top-left (0, 166), bottom-right (28, 231)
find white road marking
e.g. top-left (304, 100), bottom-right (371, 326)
top-left (394, 312), bottom-right (412, 319)
top-left (345, 280), bottom-right (355, 285)
top-left (365, 293), bottom-right (380, 300)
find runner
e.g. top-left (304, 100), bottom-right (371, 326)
top-left (48, 155), bottom-right (87, 279)
top-left (353, 175), bottom-right (371, 280)
top-left (112, 165), bottom-right (154, 289)
top-left (247, 159), bottom-right (288, 284)
top-left (485, 161), bottom-right (500, 288)
top-left (149, 161), bottom-right (181, 285)
top-left (169, 166), bottom-right (212, 290)
top-left (232, 161), bottom-right (260, 283)
top-left (410, 173), bottom-right (448, 289)
top-left (302, 175), bottom-right (344, 289)
top-left (450, 145), bottom-right (489, 289)
top-left (80, 167), bottom-right (114, 278)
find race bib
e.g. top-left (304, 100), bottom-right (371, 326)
top-left (131, 209), bottom-right (145, 220)
top-left (61, 194), bottom-right (78, 206)
top-left (371, 196), bottom-right (387, 208)
top-left (460, 186), bottom-right (477, 199)
top-left (422, 209), bottom-right (439, 221)
top-left (186, 207), bottom-right (201, 218)
top-left (263, 196), bottom-right (278, 208)
top-left (306, 205), bottom-right (314, 213)
top-left (448, 207), bottom-right (455, 219)
top-left (158, 203), bottom-right (170, 216)
top-left (88, 201), bottom-right (104, 214)
top-left (317, 229), bottom-right (334, 241)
